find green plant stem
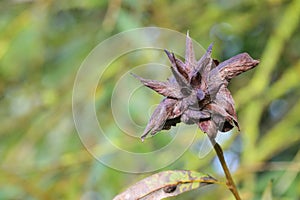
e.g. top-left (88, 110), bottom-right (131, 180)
top-left (210, 138), bottom-right (242, 200)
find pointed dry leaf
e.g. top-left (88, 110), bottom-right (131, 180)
top-left (213, 53), bottom-right (260, 82)
top-left (131, 73), bottom-right (184, 99)
top-left (185, 32), bottom-right (196, 70)
top-left (141, 98), bottom-right (182, 139)
top-left (113, 170), bottom-right (218, 200)
top-left (195, 43), bottom-right (214, 77)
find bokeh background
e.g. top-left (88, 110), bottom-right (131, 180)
top-left (1, 0), bottom-right (300, 199)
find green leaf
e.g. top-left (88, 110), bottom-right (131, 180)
top-left (113, 170), bottom-right (218, 200)
top-left (261, 180), bottom-right (273, 200)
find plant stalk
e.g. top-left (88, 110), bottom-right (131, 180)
top-left (210, 138), bottom-right (242, 200)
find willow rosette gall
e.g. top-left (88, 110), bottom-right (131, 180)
top-left (132, 33), bottom-right (259, 141)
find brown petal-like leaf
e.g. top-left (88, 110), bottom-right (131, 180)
top-left (141, 98), bottom-right (183, 140)
top-left (205, 103), bottom-right (236, 132)
top-left (206, 71), bottom-right (224, 98)
top-left (185, 31), bottom-right (197, 71)
top-left (113, 170), bottom-right (218, 200)
top-left (175, 57), bottom-right (189, 80)
top-left (194, 43), bottom-right (214, 77)
top-left (181, 109), bottom-right (210, 124)
top-left (164, 50), bottom-right (189, 88)
top-left (198, 119), bottom-right (218, 138)
top-left (215, 53), bottom-right (259, 81)
top-left (132, 73), bottom-right (184, 99)
top-left (215, 86), bottom-right (239, 130)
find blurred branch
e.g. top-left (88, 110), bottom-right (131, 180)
top-left (238, 161), bottom-right (300, 174)
top-left (236, 0), bottom-right (300, 107)
top-left (266, 59), bottom-right (300, 101)
top-left (103, 0), bottom-right (122, 32)
top-left (0, 169), bottom-right (49, 200)
top-left (275, 150), bottom-right (300, 195)
top-left (257, 99), bottom-right (300, 161)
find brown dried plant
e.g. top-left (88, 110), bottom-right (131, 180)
top-left (133, 33), bottom-right (259, 141)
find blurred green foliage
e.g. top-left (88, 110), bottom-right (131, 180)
top-left (1, 0), bottom-right (300, 199)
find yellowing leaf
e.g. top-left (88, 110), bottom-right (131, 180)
top-left (113, 170), bottom-right (218, 200)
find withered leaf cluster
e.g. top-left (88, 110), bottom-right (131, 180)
top-left (133, 33), bottom-right (259, 140)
